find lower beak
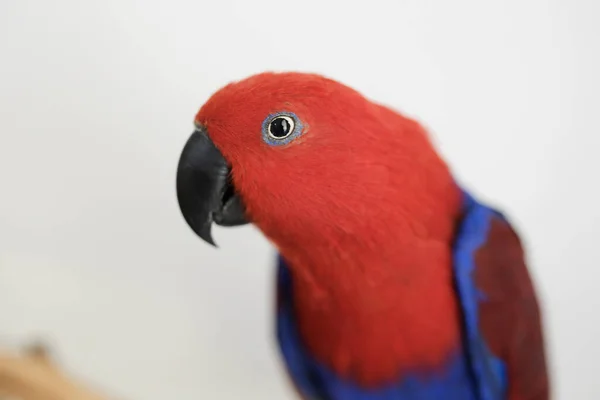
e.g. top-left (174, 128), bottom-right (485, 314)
top-left (176, 126), bottom-right (248, 246)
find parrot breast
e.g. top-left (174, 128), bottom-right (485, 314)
top-left (276, 256), bottom-right (479, 400)
top-left (275, 189), bottom-right (512, 400)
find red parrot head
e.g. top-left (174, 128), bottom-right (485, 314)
top-left (177, 72), bottom-right (459, 254)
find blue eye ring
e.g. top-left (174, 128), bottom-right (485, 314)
top-left (261, 111), bottom-right (305, 146)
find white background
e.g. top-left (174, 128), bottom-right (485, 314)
top-left (0, 0), bottom-right (598, 399)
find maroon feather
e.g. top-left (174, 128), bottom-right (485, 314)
top-left (474, 216), bottom-right (550, 400)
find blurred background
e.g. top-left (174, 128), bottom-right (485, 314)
top-left (0, 0), bottom-right (598, 399)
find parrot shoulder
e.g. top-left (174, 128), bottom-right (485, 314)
top-left (453, 191), bottom-right (549, 400)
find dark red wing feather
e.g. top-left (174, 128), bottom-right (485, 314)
top-left (474, 215), bottom-right (550, 400)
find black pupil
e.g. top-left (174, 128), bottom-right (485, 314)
top-left (270, 117), bottom-right (291, 138)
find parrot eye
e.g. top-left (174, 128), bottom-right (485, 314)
top-left (268, 116), bottom-right (294, 139)
top-left (262, 112), bottom-right (304, 146)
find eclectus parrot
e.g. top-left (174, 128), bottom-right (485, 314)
top-left (176, 72), bottom-right (550, 400)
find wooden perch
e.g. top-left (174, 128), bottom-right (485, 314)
top-left (0, 342), bottom-right (119, 400)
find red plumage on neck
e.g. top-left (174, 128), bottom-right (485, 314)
top-left (282, 227), bottom-right (462, 387)
top-left (196, 72), bottom-right (463, 387)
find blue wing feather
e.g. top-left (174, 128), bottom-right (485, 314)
top-left (452, 191), bottom-right (508, 400)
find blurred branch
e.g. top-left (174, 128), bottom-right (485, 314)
top-left (0, 342), bottom-right (119, 400)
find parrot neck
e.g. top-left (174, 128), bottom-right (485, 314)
top-left (275, 194), bottom-right (464, 387)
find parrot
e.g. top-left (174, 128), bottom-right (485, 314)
top-left (175, 72), bottom-right (550, 400)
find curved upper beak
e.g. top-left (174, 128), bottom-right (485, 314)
top-left (176, 126), bottom-right (248, 246)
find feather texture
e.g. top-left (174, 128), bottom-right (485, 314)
top-left (190, 71), bottom-right (549, 399)
top-left (276, 190), bottom-right (548, 400)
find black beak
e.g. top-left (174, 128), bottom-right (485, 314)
top-left (176, 126), bottom-right (248, 246)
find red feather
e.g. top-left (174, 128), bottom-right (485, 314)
top-left (197, 72), bottom-right (464, 386)
top-left (474, 216), bottom-right (550, 400)
top-left (195, 72), bottom-right (552, 391)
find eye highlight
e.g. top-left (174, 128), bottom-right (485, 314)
top-left (261, 112), bottom-right (304, 146)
